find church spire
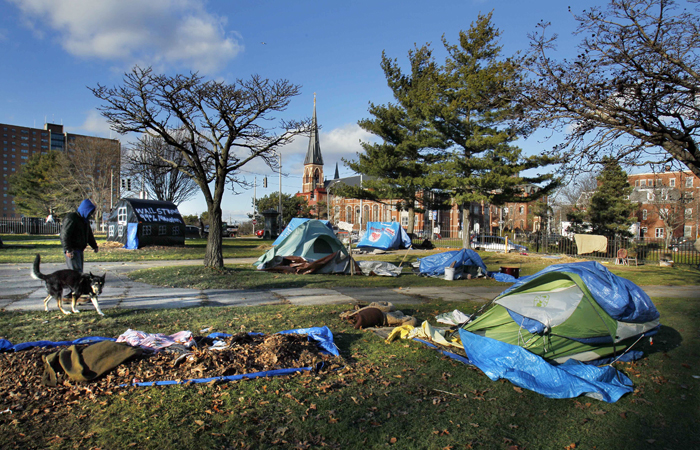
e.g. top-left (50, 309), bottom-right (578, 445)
top-left (334, 162), bottom-right (339, 179)
top-left (304, 93), bottom-right (324, 166)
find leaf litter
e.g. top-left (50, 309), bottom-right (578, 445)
top-left (0, 332), bottom-right (343, 423)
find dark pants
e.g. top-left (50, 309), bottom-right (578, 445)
top-left (65, 250), bottom-right (84, 273)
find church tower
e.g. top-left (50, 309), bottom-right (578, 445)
top-left (302, 94), bottom-right (324, 194)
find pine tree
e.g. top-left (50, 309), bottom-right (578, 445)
top-left (587, 157), bottom-right (637, 238)
top-left (430, 13), bottom-right (559, 247)
top-left (338, 46), bottom-right (443, 234)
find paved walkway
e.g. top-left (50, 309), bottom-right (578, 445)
top-left (1, 259), bottom-right (697, 314)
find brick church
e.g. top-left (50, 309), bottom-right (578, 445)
top-left (296, 97), bottom-right (544, 237)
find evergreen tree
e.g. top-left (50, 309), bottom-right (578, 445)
top-left (254, 193), bottom-right (312, 227)
top-left (431, 12), bottom-right (560, 248)
top-left (8, 151), bottom-right (82, 218)
top-left (587, 157), bottom-right (637, 238)
top-left (338, 46), bottom-right (444, 234)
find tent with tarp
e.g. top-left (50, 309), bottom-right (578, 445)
top-left (462, 261), bottom-right (660, 364)
top-left (255, 219), bottom-right (356, 274)
top-left (106, 199), bottom-right (186, 249)
top-left (356, 221), bottom-right (411, 250)
top-left (416, 249), bottom-right (488, 278)
top-left (273, 218), bottom-right (332, 246)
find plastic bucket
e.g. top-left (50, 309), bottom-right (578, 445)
top-left (444, 267), bottom-right (455, 281)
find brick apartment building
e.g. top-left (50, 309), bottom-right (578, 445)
top-left (628, 170), bottom-right (700, 240)
top-left (296, 99), bottom-right (544, 236)
top-left (1, 122), bottom-right (121, 218)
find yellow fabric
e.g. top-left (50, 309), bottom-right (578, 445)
top-left (574, 234), bottom-right (608, 255)
top-left (385, 321), bottom-right (463, 349)
top-left (385, 324), bottom-right (415, 343)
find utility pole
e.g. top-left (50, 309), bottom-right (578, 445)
top-left (278, 151), bottom-right (282, 230)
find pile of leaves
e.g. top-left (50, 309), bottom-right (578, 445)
top-left (0, 333), bottom-right (342, 422)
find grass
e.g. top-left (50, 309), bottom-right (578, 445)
top-left (0, 297), bottom-right (698, 449)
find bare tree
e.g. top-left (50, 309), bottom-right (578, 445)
top-left (90, 66), bottom-right (311, 267)
top-left (123, 132), bottom-right (199, 205)
top-left (63, 135), bottom-right (121, 222)
top-left (524, 0), bottom-right (700, 177)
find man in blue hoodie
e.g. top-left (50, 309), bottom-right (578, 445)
top-left (60, 199), bottom-right (99, 273)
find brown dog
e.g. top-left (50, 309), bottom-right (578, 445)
top-left (31, 254), bottom-right (106, 316)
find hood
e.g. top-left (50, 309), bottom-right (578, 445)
top-left (77, 199), bottom-right (96, 220)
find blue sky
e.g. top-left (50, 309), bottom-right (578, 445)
top-left (0, 0), bottom-right (607, 221)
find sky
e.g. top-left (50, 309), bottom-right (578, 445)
top-left (0, 0), bottom-right (610, 222)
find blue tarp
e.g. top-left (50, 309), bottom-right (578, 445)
top-left (273, 218), bottom-right (331, 246)
top-left (458, 329), bottom-right (634, 402)
top-left (356, 222), bottom-right (412, 250)
top-left (0, 336), bottom-right (114, 352)
top-left (417, 249), bottom-right (488, 277)
top-left (499, 261), bottom-right (659, 323)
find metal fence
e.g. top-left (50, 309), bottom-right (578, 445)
top-left (409, 231), bottom-right (700, 266)
top-left (0, 218), bottom-right (62, 235)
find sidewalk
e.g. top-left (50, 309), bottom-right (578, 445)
top-left (1, 259), bottom-right (697, 314)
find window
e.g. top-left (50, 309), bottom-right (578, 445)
top-left (684, 225), bottom-right (693, 237)
top-left (172, 226), bottom-right (180, 235)
top-left (143, 225), bottom-right (151, 235)
top-left (117, 206), bottom-right (127, 224)
top-left (642, 209), bottom-right (647, 220)
top-left (647, 179), bottom-right (653, 186)
top-left (655, 228), bottom-right (664, 238)
top-left (685, 208), bottom-right (693, 219)
top-left (355, 207), bottom-right (360, 224)
top-left (686, 177), bottom-right (694, 188)
top-left (372, 205), bottom-right (378, 222)
top-left (670, 178), bottom-right (676, 187)
top-left (519, 206), bottom-right (524, 214)
top-left (346, 206), bottom-right (352, 223)
top-left (108, 225), bottom-right (115, 237)
top-left (640, 180), bottom-right (646, 187)
top-left (641, 227), bottom-right (647, 237)
top-left (635, 180), bottom-right (640, 187)
top-left (401, 215), bottom-right (408, 227)
top-left (117, 225), bottom-right (124, 237)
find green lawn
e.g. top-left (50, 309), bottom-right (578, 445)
top-left (0, 297), bottom-right (698, 449)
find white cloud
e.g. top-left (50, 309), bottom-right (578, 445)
top-left (8, 0), bottom-right (242, 73)
top-left (67, 109), bottom-right (119, 139)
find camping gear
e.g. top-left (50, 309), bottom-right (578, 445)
top-left (462, 261), bottom-right (660, 363)
top-left (254, 219), bottom-right (356, 274)
top-left (106, 199), bottom-right (186, 249)
top-left (416, 249), bottom-right (488, 279)
top-left (273, 218), bottom-right (333, 246)
top-left (356, 221), bottom-right (412, 250)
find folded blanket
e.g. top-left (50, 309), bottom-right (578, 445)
top-left (42, 340), bottom-right (143, 386)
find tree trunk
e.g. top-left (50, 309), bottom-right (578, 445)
top-left (204, 206), bottom-right (224, 268)
top-left (407, 206), bottom-right (415, 234)
top-left (462, 205), bottom-right (472, 249)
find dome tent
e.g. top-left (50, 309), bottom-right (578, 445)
top-left (106, 199), bottom-right (186, 249)
top-left (462, 261), bottom-right (660, 364)
top-left (356, 222), bottom-right (412, 250)
top-left (255, 219), bottom-right (355, 274)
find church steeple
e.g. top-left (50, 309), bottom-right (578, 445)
top-left (334, 162), bottom-right (339, 180)
top-left (302, 94), bottom-right (324, 194)
top-left (304, 94), bottom-right (324, 166)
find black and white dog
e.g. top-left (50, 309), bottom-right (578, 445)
top-left (31, 254), bottom-right (106, 316)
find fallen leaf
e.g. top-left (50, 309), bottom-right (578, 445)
top-left (513, 387), bottom-right (523, 393)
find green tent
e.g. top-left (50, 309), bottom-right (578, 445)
top-left (463, 262), bottom-right (660, 363)
top-left (254, 220), bottom-right (353, 274)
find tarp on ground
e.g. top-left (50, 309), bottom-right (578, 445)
top-left (356, 221), bottom-right (412, 250)
top-left (417, 249), bottom-right (488, 278)
top-left (255, 219), bottom-right (355, 274)
top-left (273, 218), bottom-right (332, 246)
top-left (463, 261), bottom-right (660, 364)
top-left (458, 329), bottom-right (634, 402)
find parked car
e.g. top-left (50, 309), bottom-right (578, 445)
top-left (669, 238), bottom-right (698, 252)
top-left (471, 235), bottom-right (528, 253)
top-left (185, 225), bottom-right (207, 239)
top-left (222, 224), bottom-right (239, 237)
